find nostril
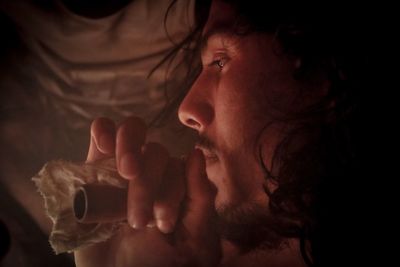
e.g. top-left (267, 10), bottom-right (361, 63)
top-left (186, 118), bottom-right (201, 129)
top-left (178, 98), bottom-right (214, 131)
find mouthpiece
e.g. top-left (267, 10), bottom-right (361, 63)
top-left (73, 184), bottom-right (127, 223)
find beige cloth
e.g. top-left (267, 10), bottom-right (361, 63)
top-left (32, 158), bottom-right (127, 254)
top-left (0, 0), bottom-right (195, 121)
top-left (0, 0), bottom-right (196, 156)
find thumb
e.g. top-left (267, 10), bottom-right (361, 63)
top-left (183, 149), bottom-right (217, 240)
top-left (181, 149), bottom-right (221, 267)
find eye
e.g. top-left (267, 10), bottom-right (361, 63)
top-left (209, 56), bottom-right (229, 70)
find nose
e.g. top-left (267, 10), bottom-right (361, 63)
top-left (178, 77), bottom-right (214, 132)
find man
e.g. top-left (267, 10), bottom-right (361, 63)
top-left (75, 0), bottom-right (361, 266)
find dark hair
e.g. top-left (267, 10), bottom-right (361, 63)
top-left (156, 1), bottom-right (365, 266)
top-left (221, 1), bottom-right (365, 266)
top-left (149, 0), bottom-right (211, 128)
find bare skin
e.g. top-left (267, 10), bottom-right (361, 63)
top-left (74, 117), bottom-right (221, 267)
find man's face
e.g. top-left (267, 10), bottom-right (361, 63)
top-left (178, 1), bottom-right (307, 248)
top-left (179, 1), bottom-right (301, 209)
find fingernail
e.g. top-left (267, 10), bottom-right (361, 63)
top-left (146, 219), bottom-right (156, 228)
top-left (98, 134), bottom-right (114, 153)
top-left (157, 219), bottom-right (174, 234)
top-left (129, 215), bottom-right (147, 230)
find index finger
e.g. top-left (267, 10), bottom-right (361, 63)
top-left (116, 117), bottom-right (147, 180)
top-left (87, 118), bottom-right (116, 163)
top-left (183, 149), bottom-right (217, 239)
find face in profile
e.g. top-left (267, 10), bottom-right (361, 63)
top-left (178, 0), bottom-right (324, 250)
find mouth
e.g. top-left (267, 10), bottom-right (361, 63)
top-left (195, 145), bottom-right (219, 164)
top-left (194, 142), bottom-right (221, 192)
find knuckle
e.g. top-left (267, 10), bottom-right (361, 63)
top-left (117, 118), bottom-right (147, 146)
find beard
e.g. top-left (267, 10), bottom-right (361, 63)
top-left (216, 202), bottom-right (286, 253)
top-left (195, 128), bottom-right (296, 252)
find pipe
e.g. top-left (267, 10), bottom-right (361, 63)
top-left (73, 184), bottom-right (127, 223)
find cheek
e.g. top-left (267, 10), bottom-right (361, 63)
top-left (221, 151), bottom-right (270, 204)
top-left (214, 75), bottom-right (272, 156)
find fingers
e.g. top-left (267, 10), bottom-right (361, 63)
top-left (116, 117), bottom-right (147, 179)
top-left (87, 118), bottom-right (116, 162)
top-left (127, 142), bottom-right (169, 229)
top-left (86, 117), bottom-right (186, 235)
top-left (178, 149), bottom-right (221, 267)
top-left (153, 158), bottom-right (186, 233)
top-left (183, 149), bottom-right (217, 240)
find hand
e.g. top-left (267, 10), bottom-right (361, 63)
top-left (75, 117), bottom-right (221, 267)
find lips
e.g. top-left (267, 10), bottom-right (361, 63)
top-left (195, 145), bottom-right (219, 164)
top-left (194, 144), bottom-right (221, 190)
top-left (203, 151), bottom-right (219, 164)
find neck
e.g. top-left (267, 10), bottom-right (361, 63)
top-left (220, 239), bottom-right (307, 267)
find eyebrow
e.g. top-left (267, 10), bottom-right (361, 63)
top-left (200, 26), bottom-right (236, 53)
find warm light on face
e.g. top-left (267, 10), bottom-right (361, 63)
top-left (178, 1), bottom-right (303, 212)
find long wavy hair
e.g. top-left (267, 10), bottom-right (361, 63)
top-left (149, 0), bottom-right (211, 127)
top-left (157, 1), bottom-right (365, 266)
top-left (219, 1), bottom-right (364, 266)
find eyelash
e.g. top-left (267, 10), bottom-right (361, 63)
top-left (209, 56), bottom-right (228, 70)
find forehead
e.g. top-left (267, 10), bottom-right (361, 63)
top-left (201, 0), bottom-right (239, 47)
top-left (203, 0), bottom-right (237, 33)
top-left (201, 1), bottom-right (262, 56)
top-left (200, 26), bottom-right (240, 53)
